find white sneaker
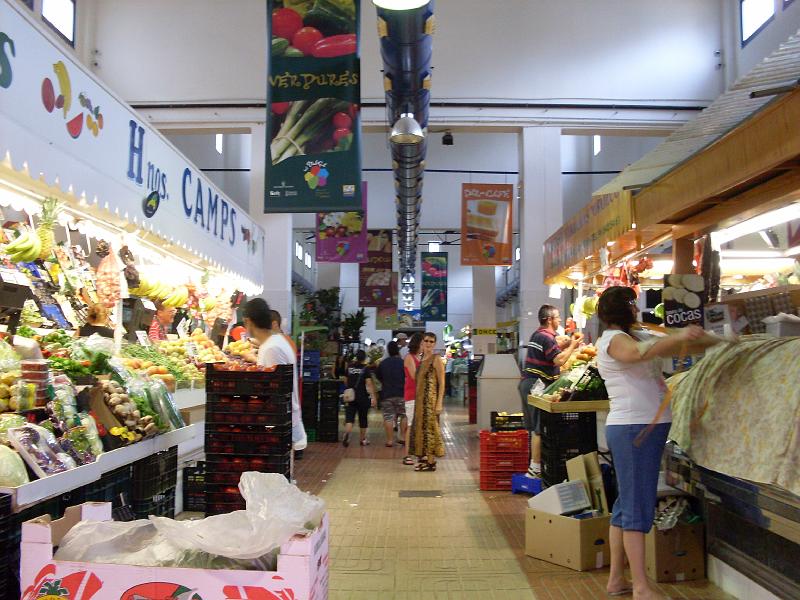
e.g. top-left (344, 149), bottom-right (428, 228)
top-left (525, 469), bottom-right (542, 479)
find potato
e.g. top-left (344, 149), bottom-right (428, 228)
top-left (684, 292), bottom-right (701, 309)
top-left (668, 274), bottom-right (683, 288)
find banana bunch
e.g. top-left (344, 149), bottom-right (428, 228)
top-left (162, 286), bottom-right (189, 308)
top-left (129, 277), bottom-right (174, 301)
top-left (199, 297), bottom-right (217, 312)
top-left (2, 227), bottom-right (42, 263)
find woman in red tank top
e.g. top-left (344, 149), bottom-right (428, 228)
top-left (402, 333), bottom-right (424, 465)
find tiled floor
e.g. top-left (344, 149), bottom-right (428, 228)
top-left (294, 401), bottom-right (734, 600)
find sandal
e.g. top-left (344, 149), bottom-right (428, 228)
top-left (385, 442), bottom-right (394, 447)
top-left (402, 456), bottom-right (415, 465)
top-left (414, 462), bottom-right (436, 472)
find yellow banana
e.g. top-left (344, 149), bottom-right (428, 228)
top-left (4, 229), bottom-right (34, 254)
top-left (53, 61), bottom-right (71, 118)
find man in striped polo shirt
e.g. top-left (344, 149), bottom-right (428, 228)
top-left (519, 304), bottom-right (582, 479)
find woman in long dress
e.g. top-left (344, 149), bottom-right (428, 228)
top-left (409, 331), bottom-right (445, 471)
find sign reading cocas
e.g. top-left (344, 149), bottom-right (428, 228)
top-left (663, 274), bottom-right (705, 328)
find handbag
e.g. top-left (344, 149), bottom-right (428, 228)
top-left (343, 366), bottom-right (366, 404)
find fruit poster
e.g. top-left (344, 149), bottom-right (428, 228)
top-left (421, 252), bottom-right (448, 321)
top-left (376, 307), bottom-right (401, 331)
top-left (359, 230), bottom-right (394, 307)
top-left (265, 0), bottom-right (362, 212)
top-left (461, 183), bottom-right (513, 266)
top-left (316, 182), bottom-right (367, 262)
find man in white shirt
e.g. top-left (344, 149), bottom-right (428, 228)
top-left (243, 299), bottom-right (307, 453)
top-left (396, 332), bottom-right (409, 358)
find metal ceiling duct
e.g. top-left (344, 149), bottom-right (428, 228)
top-left (374, 1), bottom-right (435, 291)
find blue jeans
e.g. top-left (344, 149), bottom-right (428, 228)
top-left (606, 423), bottom-right (670, 533)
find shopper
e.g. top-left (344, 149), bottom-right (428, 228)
top-left (343, 349), bottom-right (373, 447)
top-left (376, 341), bottom-right (406, 447)
top-left (519, 305), bottom-right (582, 479)
top-left (596, 286), bottom-right (718, 599)
top-left (77, 304), bottom-right (114, 339)
top-left (148, 302), bottom-right (176, 342)
top-left (242, 298), bottom-right (307, 452)
top-left (269, 309), bottom-right (298, 354)
top-left (396, 332), bottom-right (409, 358)
top-left (409, 331), bottom-right (445, 471)
top-left (401, 332), bottom-right (423, 465)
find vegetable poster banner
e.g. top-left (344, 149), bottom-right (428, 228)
top-left (359, 230), bottom-right (394, 307)
top-left (315, 182), bottom-right (367, 262)
top-left (265, 0), bottom-right (362, 213)
top-left (376, 307), bottom-right (401, 330)
top-left (461, 183), bottom-right (513, 266)
top-left (421, 252), bottom-right (448, 321)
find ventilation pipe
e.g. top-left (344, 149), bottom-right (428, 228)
top-left (374, 1), bottom-right (435, 302)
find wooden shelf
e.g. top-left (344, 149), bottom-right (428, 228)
top-left (528, 395), bottom-right (609, 413)
top-left (717, 285), bottom-right (800, 304)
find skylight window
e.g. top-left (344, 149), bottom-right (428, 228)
top-left (741, 0), bottom-right (775, 45)
top-left (42, 0), bottom-right (75, 45)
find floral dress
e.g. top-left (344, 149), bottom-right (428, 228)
top-left (409, 356), bottom-right (445, 459)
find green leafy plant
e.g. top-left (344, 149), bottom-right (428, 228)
top-left (299, 287), bottom-right (342, 338)
top-left (341, 308), bottom-right (366, 341)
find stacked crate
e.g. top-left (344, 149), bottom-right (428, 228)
top-left (318, 379), bottom-right (341, 442)
top-left (301, 380), bottom-right (319, 441)
top-left (182, 461), bottom-right (206, 513)
top-left (204, 364), bottom-right (293, 515)
top-left (131, 446), bottom-right (178, 519)
top-left (468, 358), bottom-right (482, 424)
top-left (540, 411), bottom-right (597, 488)
top-left (479, 430), bottom-right (529, 491)
top-left (302, 350), bottom-right (321, 382)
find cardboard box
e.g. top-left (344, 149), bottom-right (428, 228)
top-left (525, 508), bottom-right (611, 571)
top-left (566, 452), bottom-right (609, 514)
top-left (645, 521), bottom-right (705, 582)
top-left (20, 503), bottom-right (329, 600)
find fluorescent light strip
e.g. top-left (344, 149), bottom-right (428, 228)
top-left (711, 203), bottom-right (800, 248)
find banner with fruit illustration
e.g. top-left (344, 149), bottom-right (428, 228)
top-left (461, 183), bottom-right (513, 266)
top-left (421, 252), bottom-right (448, 321)
top-left (358, 229), bottom-right (394, 307)
top-left (316, 182), bottom-right (367, 262)
top-left (265, 0), bottom-right (362, 213)
top-left (0, 1), bottom-right (265, 286)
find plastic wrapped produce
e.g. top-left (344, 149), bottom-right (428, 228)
top-left (0, 413), bottom-right (26, 445)
top-left (7, 423), bottom-right (77, 478)
top-left (145, 379), bottom-right (185, 430)
top-left (0, 444), bottom-right (29, 486)
top-left (79, 412), bottom-right (104, 456)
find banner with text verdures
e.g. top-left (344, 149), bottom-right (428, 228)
top-left (265, 0), bottom-right (362, 212)
top-left (421, 252), bottom-right (448, 321)
top-left (461, 183), bottom-right (513, 266)
top-left (315, 182), bottom-right (367, 262)
top-left (359, 230), bottom-right (394, 307)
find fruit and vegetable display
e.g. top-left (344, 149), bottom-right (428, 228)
top-left (224, 339), bottom-right (257, 361)
top-left (270, 99), bottom-right (357, 164)
top-left (539, 344), bottom-right (608, 403)
top-left (271, 0), bottom-right (356, 59)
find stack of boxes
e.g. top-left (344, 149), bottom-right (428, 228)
top-left (302, 380), bottom-right (319, 442)
top-left (479, 429), bottom-right (529, 491)
top-left (302, 350), bottom-right (321, 383)
top-left (130, 446), bottom-right (178, 519)
top-left (317, 379), bottom-right (340, 443)
top-left (204, 364), bottom-right (293, 515)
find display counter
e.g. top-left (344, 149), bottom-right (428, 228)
top-left (528, 395), bottom-right (609, 413)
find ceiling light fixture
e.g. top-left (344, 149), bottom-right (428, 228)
top-left (390, 113), bottom-right (424, 144)
top-left (428, 242), bottom-right (440, 253)
top-left (711, 203), bottom-right (800, 248)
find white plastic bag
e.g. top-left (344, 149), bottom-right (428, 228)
top-left (55, 472), bottom-right (325, 567)
top-left (151, 472), bottom-right (325, 560)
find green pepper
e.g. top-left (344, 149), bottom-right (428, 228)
top-left (304, 0), bottom-right (356, 36)
top-left (272, 37), bottom-right (289, 56)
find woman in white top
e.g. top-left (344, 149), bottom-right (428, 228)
top-left (596, 286), bottom-right (714, 600)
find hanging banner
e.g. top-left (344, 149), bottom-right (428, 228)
top-left (398, 309), bottom-right (424, 329)
top-left (461, 183), bottom-right (514, 266)
top-left (359, 229), bottom-right (393, 307)
top-left (421, 252), bottom-right (448, 321)
top-left (315, 182), bottom-right (367, 262)
top-left (376, 307), bottom-right (401, 330)
top-left (265, 0), bottom-right (362, 213)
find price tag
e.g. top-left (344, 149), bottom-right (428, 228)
top-left (176, 318), bottom-right (189, 339)
top-left (185, 342), bottom-right (198, 358)
top-left (135, 331), bottom-right (151, 346)
top-left (473, 328), bottom-right (497, 336)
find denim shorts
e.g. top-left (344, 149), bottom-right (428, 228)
top-left (518, 378), bottom-right (541, 434)
top-left (606, 422), bottom-right (670, 533)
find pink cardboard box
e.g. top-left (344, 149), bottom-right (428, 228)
top-left (20, 502), bottom-right (329, 600)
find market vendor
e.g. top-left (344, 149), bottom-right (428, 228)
top-left (243, 299), bottom-right (307, 453)
top-left (148, 302), bottom-right (176, 342)
top-left (519, 304), bottom-right (582, 479)
top-left (596, 286), bottom-right (721, 598)
top-left (76, 304), bottom-right (114, 339)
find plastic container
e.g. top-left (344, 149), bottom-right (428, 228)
top-left (540, 411), bottom-right (597, 447)
top-left (130, 446), bottom-right (178, 501)
top-left (479, 471), bottom-right (515, 491)
top-left (490, 411), bottom-right (527, 432)
top-left (479, 429), bottom-right (529, 453)
top-left (479, 451), bottom-right (529, 472)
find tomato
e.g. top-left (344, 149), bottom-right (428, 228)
top-left (271, 8), bottom-right (303, 40)
top-left (333, 128), bottom-right (351, 144)
top-left (292, 27), bottom-right (324, 56)
top-left (311, 34), bottom-right (357, 58)
top-left (272, 102), bottom-right (291, 115)
top-left (332, 112), bottom-right (352, 130)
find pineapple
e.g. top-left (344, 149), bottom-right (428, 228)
top-left (37, 197), bottom-right (61, 259)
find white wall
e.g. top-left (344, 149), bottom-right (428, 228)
top-left (84, 0), bottom-right (723, 105)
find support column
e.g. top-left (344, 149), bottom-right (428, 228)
top-left (249, 124), bottom-right (293, 330)
top-left (519, 127), bottom-right (563, 348)
top-left (471, 267), bottom-right (497, 355)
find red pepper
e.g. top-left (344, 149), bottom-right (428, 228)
top-left (311, 34), bottom-right (357, 58)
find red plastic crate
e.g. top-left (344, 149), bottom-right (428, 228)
top-left (479, 429), bottom-right (529, 453)
top-left (479, 472), bottom-right (515, 491)
top-left (479, 453), bottom-right (529, 472)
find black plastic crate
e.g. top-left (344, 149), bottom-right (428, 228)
top-left (319, 379), bottom-right (340, 390)
top-left (490, 411), bottom-right (527, 432)
top-left (541, 440), bottom-right (597, 487)
top-left (205, 423), bottom-right (291, 455)
top-left (205, 498), bottom-right (246, 516)
top-left (206, 461), bottom-right (291, 485)
top-left (131, 446), bottom-right (178, 501)
top-left (540, 411), bottom-right (597, 448)
top-left (133, 487), bottom-right (176, 519)
top-left (317, 431), bottom-right (339, 443)
top-left (206, 393), bottom-right (291, 413)
top-left (68, 465), bottom-right (132, 506)
top-left (205, 363), bottom-right (293, 395)
top-left (205, 453), bottom-right (291, 474)
top-left (182, 461), bottom-right (206, 512)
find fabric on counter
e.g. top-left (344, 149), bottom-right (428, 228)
top-left (669, 335), bottom-right (800, 496)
